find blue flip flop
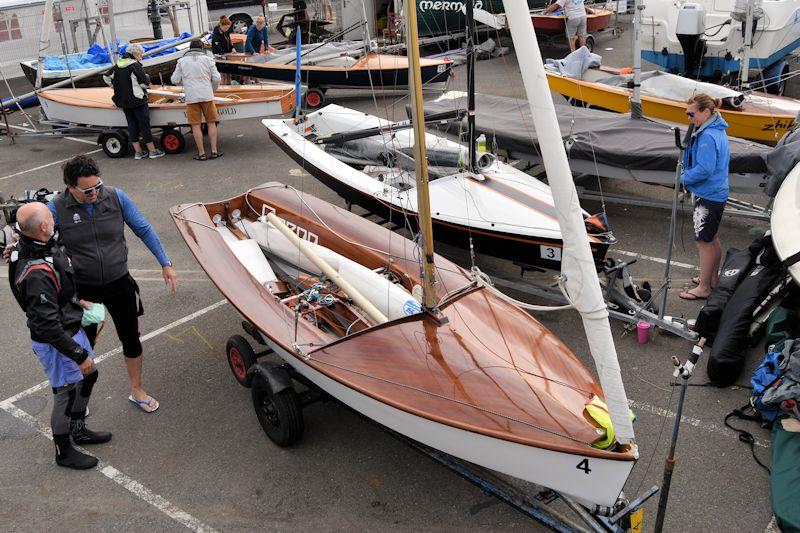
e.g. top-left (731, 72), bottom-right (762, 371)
top-left (128, 395), bottom-right (160, 414)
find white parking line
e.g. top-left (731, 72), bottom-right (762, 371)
top-left (0, 299), bottom-right (228, 408)
top-left (0, 401), bottom-right (218, 533)
top-left (615, 249), bottom-right (697, 270)
top-left (0, 149), bottom-right (104, 182)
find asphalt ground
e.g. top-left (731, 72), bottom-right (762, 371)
top-left (0, 19), bottom-right (788, 532)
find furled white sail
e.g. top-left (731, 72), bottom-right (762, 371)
top-left (505, 0), bottom-right (636, 445)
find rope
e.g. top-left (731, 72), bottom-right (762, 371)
top-left (470, 265), bottom-right (574, 312)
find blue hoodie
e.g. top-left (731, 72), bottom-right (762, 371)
top-left (681, 113), bottom-right (730, 203)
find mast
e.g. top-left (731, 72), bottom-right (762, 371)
top-left (34, 0), bottom-right (55, 90)
top-left (739, 0), bottom-right (754, 88)
top-left (404, 0), bottom-right (440, 313)
top-left (630, 0), bottom-right (643, 119)
top-left (465, 0), bottom-right (477, 170)
top-left (504, 0), bottom-right (635, 446)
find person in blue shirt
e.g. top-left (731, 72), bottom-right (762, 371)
top-left (679, 93), bottom-right (730, 301)
top-left (244, 15), bottom-right (269, 54)
top-left (49, 155), bottom-right (178, 413)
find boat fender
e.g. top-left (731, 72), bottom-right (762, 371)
top-left (246, 362), bottom-right (293, 392)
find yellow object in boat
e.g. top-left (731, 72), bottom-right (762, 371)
top-left (585, 395), bottom-right (636, 450)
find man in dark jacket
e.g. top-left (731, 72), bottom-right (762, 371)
top-left (103, 43), bottom-right (165, 160)
top-left (9, 202), bottom-right (112, 470)
top-left (50, 155), bottom-right (178, 414)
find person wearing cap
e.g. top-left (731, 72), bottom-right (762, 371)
top-left (171, 39), bottom-right (223, 160)
top-left (103, 43), bottom-right (165, 160)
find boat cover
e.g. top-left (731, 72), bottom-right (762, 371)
top-left (544, 46), bottom-right (601, 78)
top-left (762, 127), bottom-right (800, 197)
top-left (42, 33), bottom-right (191, 71)
top-left (598, 70), bottom-right (746, 108)
top-left (244, 42), bottom-right (365, 67)
top-left (422, 91), bottom-right (768, 174)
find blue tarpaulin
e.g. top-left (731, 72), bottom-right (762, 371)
top-left (42, 32), bottom-right (191, 71)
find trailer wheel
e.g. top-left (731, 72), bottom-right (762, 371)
top-left (160, 129), bottom-right (185, 154)
top-left (99, 131), bottom-right (129, 158)
top-left (226, 335), bottom-right (258, 387)
top-left (251, 374), bottom-right (304, 447)
top-left (305, 88), bottom-right (325, 109)
top-left (767, 64), bottom-right (790, 96)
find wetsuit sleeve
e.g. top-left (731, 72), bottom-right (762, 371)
top-left (47, 200), bottom-right (58, 226)
top-left (21, 271), bottom-right (88, 364)
top-left (116, 189), bottom-right (171, 267)
top-left (681, 136), bottom-right (718, 187)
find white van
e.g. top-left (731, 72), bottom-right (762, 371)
top-left (0, 0), bottom-right (208, 79)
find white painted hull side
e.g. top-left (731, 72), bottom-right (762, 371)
top-left (263, 105), bottom-right (567, 242)
top-left (260, 336), bottom-right (634, 508)
top-left (39, 96), bottom-right (286, 127)
top-left (771, 162), bottom-right (800, 284)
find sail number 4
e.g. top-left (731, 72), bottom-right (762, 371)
top-left (576, 458), bottom-right (591, 474)
top-left (540, 245), bottom-right (562, 261)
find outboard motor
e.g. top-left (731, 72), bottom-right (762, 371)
top-left (676, 3), bottom-right (707, 78)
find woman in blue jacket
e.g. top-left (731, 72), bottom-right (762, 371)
top-left (680, 93), bottom-right (730, 300)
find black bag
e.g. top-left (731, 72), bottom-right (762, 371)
top-left (707, 236), bottom-right (785, 387)
top-left (695, 247), bottom-right (755, 344)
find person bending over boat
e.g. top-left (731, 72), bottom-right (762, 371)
top-left (9, 202), bottom-right (112, 469)
top-left (49, 155), bottom-right (178, 413)
top-left (680, 93), bottom-right (730, 301)
top-left (245, 15), bottom-right (270, 54)
top-left (171, 39), bottom-right (223, 160)
top-left (103, 44), bottom-right (165, 160)
top-left (211, 15), bottom-right (234, 85)
top-left (542, 0), bottom-right (595, 52)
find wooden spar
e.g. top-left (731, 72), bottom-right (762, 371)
top-left (403, 0), bottom-right (439, 312)
top-left (264, 211), bottom-right (389, 325)
top-left (34, 0), bottom-right (55, 90)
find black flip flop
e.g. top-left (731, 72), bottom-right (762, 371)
top-left (193, 153), bottom-right (207, 161)
top-left (210, 152), bottom-right (223, 159)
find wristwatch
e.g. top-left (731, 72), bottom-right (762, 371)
top-left (163, 261), bottom-right (173, 268)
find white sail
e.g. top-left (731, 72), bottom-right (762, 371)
top-left (505, 0), bottom-right (636, 445)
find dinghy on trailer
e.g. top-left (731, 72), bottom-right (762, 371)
top-left (170, 183), bottom-right (637, 508)
top-left (263, 105), bottom-right (615, 271)
top-left (771, 161), bottom-right (800, 285)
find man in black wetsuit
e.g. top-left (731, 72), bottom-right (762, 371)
top-left (8, 202), bottom-right (112, 469)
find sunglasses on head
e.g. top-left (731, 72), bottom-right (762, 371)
top-left (77, 180), bottom-right (103, 195)
top-left (686, 111), bottom-right (695, 118)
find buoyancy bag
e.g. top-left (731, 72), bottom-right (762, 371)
top-left (695, 246), bottom-right (755, 344)
top-left (707, 235), bottom-right (785, 387)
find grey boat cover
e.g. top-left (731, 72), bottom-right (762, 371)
top-left (421, 91), bottom-right (768, 174)
top-left (762, 126), bottom-right (800, 197)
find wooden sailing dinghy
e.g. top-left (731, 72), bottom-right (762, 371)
top-left (169, 183), bottom-right (636, 507)
top-left (531, 7), bottom-right (613, 34)
top-left (771, 163), bottom-right (800, 284)
top-left (37, 84), bottom-right (295, 128)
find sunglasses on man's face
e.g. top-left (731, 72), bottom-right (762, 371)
top-left (77, 180), bottom-right (103, 195)
top-left (686, 111), bottom-right (696, 118)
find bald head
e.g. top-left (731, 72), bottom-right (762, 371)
top-left (16, 203), bottom-right (54, 242)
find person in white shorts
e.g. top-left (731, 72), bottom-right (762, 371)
top-left (543, 0), bottom-right (595, 52)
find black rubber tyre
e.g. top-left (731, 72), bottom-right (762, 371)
top-left (229, 13), bottom-right (252, 35)
top-left (160, 129), bottom-right (185, 154)
top-left (99, 131), bottom-right (129, 158)
top-left (766, 64), bottom-right (790, 96)
top-left (226, 335), bottom-right (257, 387)
top-left (251, 374), bottom-right (304, 447)
top-left (305, 88), bottom-right (325, 109)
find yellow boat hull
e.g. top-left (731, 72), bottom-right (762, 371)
top-left (546, 71), bottom-right (799, 144)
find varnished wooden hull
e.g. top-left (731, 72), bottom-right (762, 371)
top-left (170, 183), bottom-right (636, 507)
top-left (531, 8), bottom-right (613, 35)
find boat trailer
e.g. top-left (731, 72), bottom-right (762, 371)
top-left (225, 320), bottom-right (659, 533)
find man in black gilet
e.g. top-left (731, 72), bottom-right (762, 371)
top-left (51, 155), bottom-right (177, 414)
top-left (9, 203), bottom-right (112, 469)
